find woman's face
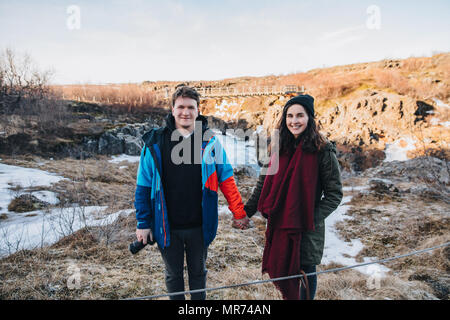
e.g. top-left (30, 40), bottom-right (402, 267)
top-left (286, 104), bottom-right (309, 138)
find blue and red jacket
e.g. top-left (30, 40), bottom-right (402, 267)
top-left (134, 115), bottom-right (246, 248)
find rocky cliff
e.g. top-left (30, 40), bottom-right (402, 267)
top-left (2, 53), bottom-right (448, 172)
top-left (199, 53), bottom-right (449, 171)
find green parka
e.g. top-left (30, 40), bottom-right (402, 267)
top-left (244, 141), bottom-right (343, 266)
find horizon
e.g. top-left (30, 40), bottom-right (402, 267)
top-left (48, 51), bottom-right (449, 86)
top-left (1, 0), bottom-right (449, 85)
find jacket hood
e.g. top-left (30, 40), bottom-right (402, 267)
top-left (321, 140), bottom-right (337, 154)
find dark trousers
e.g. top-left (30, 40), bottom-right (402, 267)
top-left (299, 264), bottom-right (317, 300)
top-left (158, 227), bottom-right (208, 300)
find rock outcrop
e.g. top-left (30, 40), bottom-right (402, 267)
top-left (87, 123), bottom-right (156, 156)
top-left (200, 88), bottom-right (449, 172)
top-left (78, 114), bottom-right (232, 157)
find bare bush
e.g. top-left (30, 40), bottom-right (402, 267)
top-left (0, 48), bottom-right (52, 110)
top-left (0, 48), bottom-right (71, 135)
top-left (0, 224), bottom-right (26, 256)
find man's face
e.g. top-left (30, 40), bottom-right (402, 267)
top-left (172, 96), bottom-right (199, 131)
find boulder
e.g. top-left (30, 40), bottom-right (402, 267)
top-left (369, 178), bottom-right (398, 194)
top-left (82, 137), bottom-right (98, 154)
top-left (123, 135), bottom-right (143, 155)
top-left (98, 132), bottom-right (124, 155)
top-left (233, 165), bottom-right (259, 178)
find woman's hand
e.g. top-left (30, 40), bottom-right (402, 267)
top-left (232, 216), bottom-right (250, 230)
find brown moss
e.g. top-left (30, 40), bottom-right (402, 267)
top-left (7, 194), bottom-right (47, 213)
top-left (51, 228), bottom-right (98, 250)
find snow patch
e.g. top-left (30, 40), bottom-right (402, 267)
top-left (214, 99), bottom-right (238, 118)
top-left (432, 98), bottom-right (450, 109)
top-left (0, 163), bottom-right (67, 215)
top-left (429, 117), bottom-right (440, 125)
top-left (31, 190), bottom-right (60, 205)
top-left (322, 195), bottom-right (390, 276)
top-left (108, 154), bottom-right (140, 164)
top-left (222, 192), bottom-right (390, 277)
top-left (0, 206), bottom-right (134, 257)
top-left (384, 137), bottom-right (417, 162)
top-left (0, 161), bottom-right (135, 257)
top-left (342, 185), bottom-right (369, 192)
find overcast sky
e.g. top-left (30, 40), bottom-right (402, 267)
top-left (1, 0), bottom-right (449, 84)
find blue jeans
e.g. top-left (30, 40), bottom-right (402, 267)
top-left (158, 227), bottom-right (208, 300)
top-left (299, 265), bottom-right (317, 300)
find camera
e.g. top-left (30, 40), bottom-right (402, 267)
top-left (129, 234), bottom-right (156, 254)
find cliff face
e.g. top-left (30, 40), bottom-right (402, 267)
top-left (315, 90), bottom-right (448, 152)
top-left (199, 53), bottom-right (449, 171)
top-left (4, 54), bottom-right (446, 170)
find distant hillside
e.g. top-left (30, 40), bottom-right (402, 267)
top-left (196, 53), bottom-right (449, 170)
top-left (16, 53), bottom-right (450, 170)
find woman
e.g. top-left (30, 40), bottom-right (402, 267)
top-left (244, 94), bottom-right (343, 300)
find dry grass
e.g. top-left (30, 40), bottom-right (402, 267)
top-left (336, 181), bottom-right (449, 299)
top-left (0, 155), bottom-right (138, 210)
top-left (0, 156), bottom-right (448, 300)
top-left (276, 52), bottom-right (450, 103)
top-left (316, 270), bottom-right (436, 300)
top-left (1, 209), bottom-right (442, 300)
top-left (53, 84), bottom-right (166, 114)
top-left (0, 222), bottom-right (165, 299)
top-left (48, 53), bottom-right (449, 117)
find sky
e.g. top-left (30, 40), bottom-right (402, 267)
top-left (0, 0), bottom-right (449, 84)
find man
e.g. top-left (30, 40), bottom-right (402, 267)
top-left (134, 86), bottom-right (250, 300)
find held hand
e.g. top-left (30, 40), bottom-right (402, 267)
top-left (136, 228), bottom-right (152, 245)
top-left (232, 216), bottom-right (250, 230)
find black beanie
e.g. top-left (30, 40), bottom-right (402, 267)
top-left (284, 94), bottom-right (315, 118)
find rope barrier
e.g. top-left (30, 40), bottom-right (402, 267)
top-left (123, 241), bottom-right (450, 300)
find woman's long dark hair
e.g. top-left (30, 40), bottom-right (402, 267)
top-left (277, 102), bottom-right (327, 155)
